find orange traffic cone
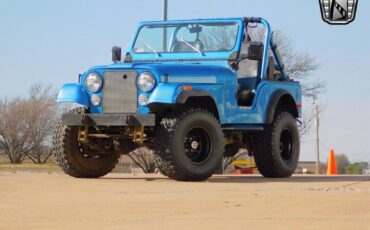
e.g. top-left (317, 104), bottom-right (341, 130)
top-left (326, 149), bottom-right (337, 175)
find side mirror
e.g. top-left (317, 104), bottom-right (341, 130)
top-left (248, 42), bottom-right (263, 60)
top-left (112, 46), bottom-right (122, 63)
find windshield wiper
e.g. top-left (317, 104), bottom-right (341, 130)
top-left (139, 38), bottom-right (161, 57)
top-left (180, 37), bottom-right (204, 56)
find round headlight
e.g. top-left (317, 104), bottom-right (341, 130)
top-left (137, 72), bottom-right (155, 92)
top-left (85, 72), bottom-right (102, 93)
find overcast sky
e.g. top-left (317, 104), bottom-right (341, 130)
top-left (1, 0), bottom-right (369, 163)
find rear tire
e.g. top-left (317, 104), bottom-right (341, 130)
top-left (155, 107), bottom-right (225, 181)
top-left (52, 108), bottom-right (120, 178)
top-left (253, 112), bottom-right (300, 178)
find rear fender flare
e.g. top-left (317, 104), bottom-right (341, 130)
top-left (265, 89), bottom-right (298, 124)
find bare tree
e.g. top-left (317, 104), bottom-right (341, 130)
top-left (271, 31), bottom-right (325, 98)
top-left (200, 26), bottom-right (237, 51)
top-left (26, 84), bottom-right (59, 163)
top-left (0, 98), bottom-right (33, 163)
top-left (298, 101), bottom-right (326, 137)
top-left (298, 109), bottom-right (316, 137)
top-left (127, 147), bottom-right (157, 173)
top-left (0, 84), bottom-right (58, 164)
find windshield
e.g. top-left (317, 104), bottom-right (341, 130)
top-left (133, 22), bottom-right (239, 54)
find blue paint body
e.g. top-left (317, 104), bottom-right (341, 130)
top-left (57, 17), bottom-right (301, 125)
top-left (57, 83), bottom-right (89, 107)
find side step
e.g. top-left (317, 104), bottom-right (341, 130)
top-left (222, 125), bottom-right (264, 132)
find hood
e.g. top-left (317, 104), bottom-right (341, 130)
top-left (88, 62), bottom-right (234, 84)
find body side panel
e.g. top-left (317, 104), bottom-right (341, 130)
top-left (222, 81), bottom-right (301, 124)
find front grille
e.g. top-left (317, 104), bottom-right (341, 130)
top-left (103, 71), bottom-right (137, 113)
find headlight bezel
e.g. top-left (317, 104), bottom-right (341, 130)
top-left (85, 72), bottom-right (103, 93)
top-left (137, 72), bottom-right (155, 92)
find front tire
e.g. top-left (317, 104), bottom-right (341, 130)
top-left (52, 108), bottom-right (120, 178)
top-left (253, 112), bottom-right (300, 178)
top-left (155, 107), bottom-right (225, 181)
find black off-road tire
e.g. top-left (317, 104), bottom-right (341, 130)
top-left (253, 112), bottom-right (300, 178)
top-left (155, 107), bottom-right (225, 181)
top-left (52, 108), bottom-right (120, 178)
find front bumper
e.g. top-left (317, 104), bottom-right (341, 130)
top-left (62, 113), bottom-right (155, 126)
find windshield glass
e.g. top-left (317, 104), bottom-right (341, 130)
top-left (133, 22), bottom-right (239, 54)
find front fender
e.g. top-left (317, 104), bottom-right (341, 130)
top-left (147, 83), bottom-right (183, 105)
top-left (57, 83), bottom-right (89, 107)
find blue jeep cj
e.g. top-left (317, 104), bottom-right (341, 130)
top-left (53, 17), bottom-right (302, 181)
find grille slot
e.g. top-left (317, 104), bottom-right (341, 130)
top-left (103, 71), bottom-right (137, 113)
